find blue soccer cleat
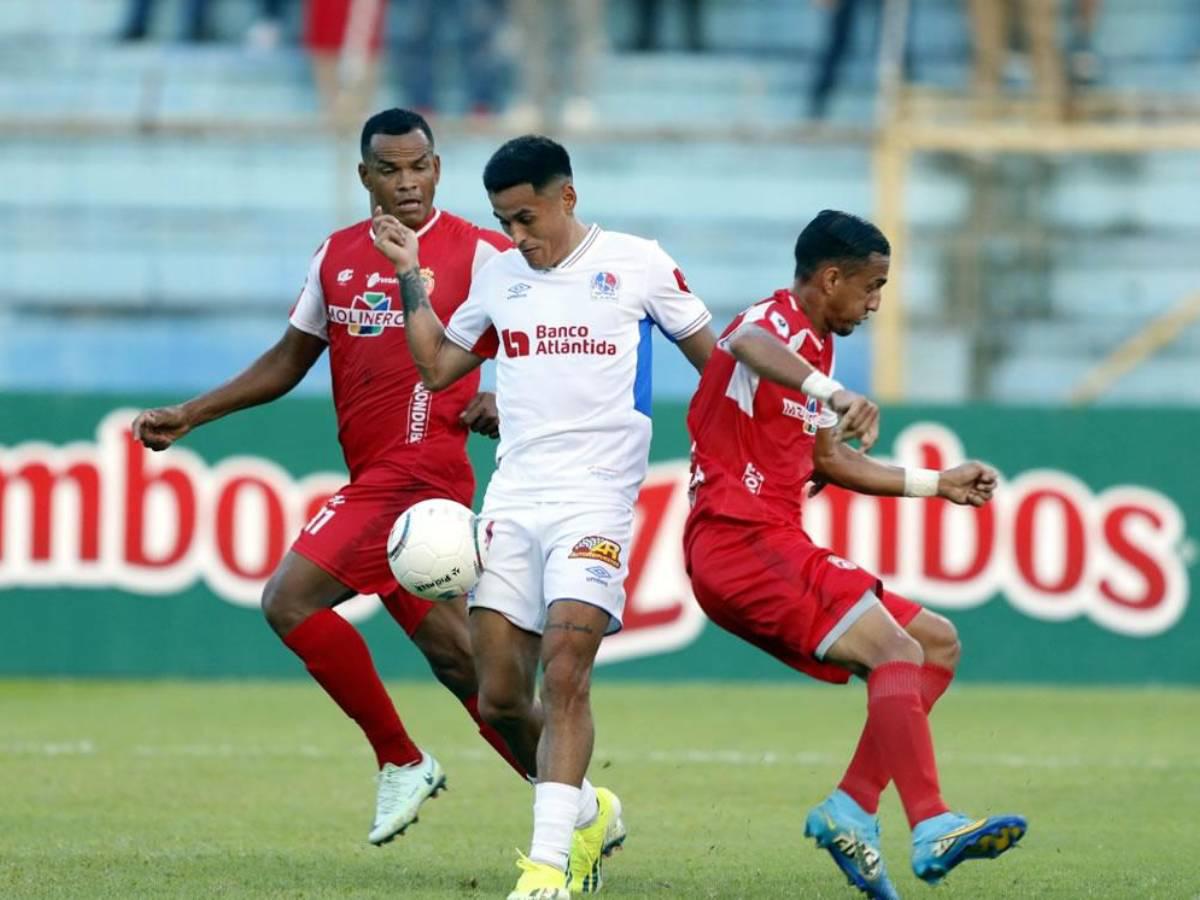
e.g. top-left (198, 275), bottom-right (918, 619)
top-left (804, 790), bottom-right (900, 900)
top-left (911, 811), bottom-right (1027, 884)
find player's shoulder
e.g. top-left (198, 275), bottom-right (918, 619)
top-left (325, 218), bottom-right (372, 247)
top-left (432, 209), bottom-right (510, 248)
top-left (597, 228), bottom-right (666, 263)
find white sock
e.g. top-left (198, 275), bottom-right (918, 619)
top-left (530, 782), bottom-right (580, 871)
top-left (576, 778), bottom-right (599, 828)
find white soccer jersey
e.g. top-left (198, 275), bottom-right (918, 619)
top-left (445, 225), bottom-right (712, 506)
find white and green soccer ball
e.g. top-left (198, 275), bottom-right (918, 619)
top-left (386, 498), bottom-right (488, 601)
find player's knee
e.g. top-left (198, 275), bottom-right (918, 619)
top-left (477, 683), bottom-right (534, 730)
top-left (923, 615), bottom-right (961, 671)
top-left (876, 628), bottom-right (924, 667)
top-left (540, 654), bottom-right (591, 711)
top-left (260, 576), bottom-right (311, 637)
top-left (424, 643), bottom-right (478, 699)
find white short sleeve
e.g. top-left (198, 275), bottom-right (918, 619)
top-left (445, 274), bottom-right (494, 353)
top-left (642, 242), bottom-right (712, 341)
top-left (289, 239), bottom-right (331, 341)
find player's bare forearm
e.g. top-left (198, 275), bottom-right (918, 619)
top-left (812, 430), bottom-right (907, 496)
top-left (398, 266), bottom-right (450, 388)
top-left (726, 325), bottom-right (818, 390)
top-left (183, 326), bottom-right (325, 427)
top-left (397, 267), bottom-right (483, 391)
top-left (677, 326), bottom-right (717, 373)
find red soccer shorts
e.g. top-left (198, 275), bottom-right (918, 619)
top-left (684, 516), bottom-right (922, 684)
top-left (292, 481), bottom-right (469, 636)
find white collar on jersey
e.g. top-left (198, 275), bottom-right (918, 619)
top-left (367, 207), bottom-right (442, 242)
top-left (549, 223), bottom-right (601, 271)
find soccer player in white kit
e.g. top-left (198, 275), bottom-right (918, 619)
top-left (372, 135), bottom-right (716, 899)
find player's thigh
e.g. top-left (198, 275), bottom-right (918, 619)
top-left (470, 508), bottom-right (545, 634)
top-left (262, 550), bottom-right (356, 632)
top-left (542, 503), bottom-right (634, 636)
top-left (823, 603), bottom-right (923, 671)
top-left (291, 482), bottom-right (410, 600)
top-left (470, 606), bottom-right (541, 717)
top-left (686, 521), bottom-right (851, 682)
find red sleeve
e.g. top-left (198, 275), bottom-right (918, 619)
top-left (471, 326), bottom-right (499, 359)
top-left (477, 227), bottom-right (512, 252)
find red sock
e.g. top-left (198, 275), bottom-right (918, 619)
top-left (863, 661), bottom-right (949, 828)
top-left (461, 694), bottom-right (529, 779)
top-left (839, 663), bottom-right (955, 813)
top-left (283, 609), bottom-right (422, 768)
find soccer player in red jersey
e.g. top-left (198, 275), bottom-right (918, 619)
top-left (131, 109), bottom-right (525, 846)
top-left (684, 210), bottom-right (1027, 898)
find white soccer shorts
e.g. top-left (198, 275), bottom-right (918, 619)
top-left (469, 498), bottom-right (633, 635)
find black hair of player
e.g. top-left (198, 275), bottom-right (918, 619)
top-left (360, 109), bottom-right (435, 161)
top-left (794, 210), bottom-right (890, 280)
top-left (482, 135), bottom-right (573, 195)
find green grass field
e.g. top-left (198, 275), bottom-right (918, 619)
top-left (2, 681), bottom-right (1198, 899)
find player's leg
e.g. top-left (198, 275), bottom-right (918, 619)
top-left (838, 604), bottom-right (959, 814)
top-left (263, 550), bottom-right (424, 770)
top-left (399, 595), bottom-right (529, 779)
top-left (825, 606), bottom-right (1025, 883)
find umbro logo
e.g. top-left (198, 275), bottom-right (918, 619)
top-left (507, 283), bottom-right (532, 300)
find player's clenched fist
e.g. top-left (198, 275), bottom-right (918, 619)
top-left (131, 406), bottom-right (191, 451)
top-left (372, 205), bottom-right (420, 271)
top-left (829, 389), bottom-right (880, 452)
top-left (937, 462), bottom-right (999, 507)
top-left (460, 392), bottom-right (500, 439)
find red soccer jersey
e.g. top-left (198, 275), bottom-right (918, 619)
top-left (290, 209), bottom-right (509, 491)
top-left (686, 289), bottom-right (838, 529)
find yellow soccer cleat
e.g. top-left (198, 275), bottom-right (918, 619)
top-left (507, 851), bottom-right (570, 900)
top-left (567, 788), bottom-right (627, 894)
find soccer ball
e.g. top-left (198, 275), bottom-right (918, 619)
top-left (386, 498), bottom-right (487, 601)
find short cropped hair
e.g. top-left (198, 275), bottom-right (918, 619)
top-left (360, 108), bottom-right (434, 160)
top-left (794, 210), bottom-right (890, 280)
top-left (483, 135), bottom-right (573, 194)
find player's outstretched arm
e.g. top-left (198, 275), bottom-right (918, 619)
top-left (813, 428), bottom-right (999, 506)
top-left (131, 325), bottom-right (326, 451)
top-left (725, 323), bottom-right (879, 449)
top-left (372, 208), bottom-right (483, 391)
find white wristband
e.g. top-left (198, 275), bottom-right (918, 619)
top-left (904, 468), bottom-right (940, 498)
top-left (800, 370), bottom-right (844, 402)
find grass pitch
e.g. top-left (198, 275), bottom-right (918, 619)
top-left (1, 680), bottom-right (1197, 899)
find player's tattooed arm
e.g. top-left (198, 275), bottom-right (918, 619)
top-left (398, 266), bottom-right (433, 316)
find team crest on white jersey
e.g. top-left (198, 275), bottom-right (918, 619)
top-left (590, 271), bottom-right (620, 302)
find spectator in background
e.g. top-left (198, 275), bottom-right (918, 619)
top-left (968, 0), bottom-right (1066, 120)
top-left (403, 0), bottom-right (507, 118)
top-left (119, 0), bottom-right (213, 42)
top-left (306, 0), bottom-right (386, 127)
top-left (630, 0), bottom-right (705, 52)
top-left (809, 0), bottom-right (874, 120)
top-left (808, 0), bottom-right (914, 121)
top-left (1068, 0), bottom-right (1101, 85)
top-left (246, 0), bottom-right (290, 51)
top-left (507, 0), bottom-right (604, 131)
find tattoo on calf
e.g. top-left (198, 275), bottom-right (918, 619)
top-left (399, 267), bottom-right (432, 316)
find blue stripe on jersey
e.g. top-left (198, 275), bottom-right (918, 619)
top-left (634, 316), bottom-right (654, 417)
